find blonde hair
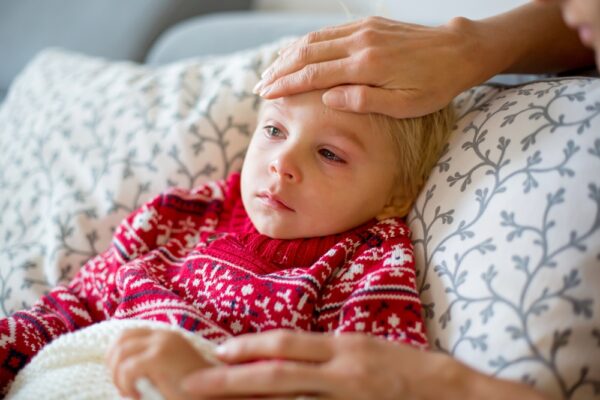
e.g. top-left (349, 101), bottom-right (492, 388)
top-left (372, 105), bottom-right (455, 219)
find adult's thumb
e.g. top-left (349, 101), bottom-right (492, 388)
top-left (322, 85), bottom-right (436, 118)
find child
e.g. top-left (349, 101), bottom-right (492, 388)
top-left (0, 89), bottom-right (454, 399)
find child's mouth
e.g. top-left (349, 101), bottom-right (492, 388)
top-left (257, 192), bottom-right (295, 212)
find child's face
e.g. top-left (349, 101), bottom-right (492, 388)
top-left (241, 90), bottom-right (398, 239)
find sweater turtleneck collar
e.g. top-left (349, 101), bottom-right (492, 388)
top-left (214, 173), bottom-right (376, 270)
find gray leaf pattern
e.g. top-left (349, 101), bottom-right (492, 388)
top-left (410, 78), bottom-right (600, 399)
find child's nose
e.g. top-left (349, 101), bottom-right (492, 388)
top-left (269, 150), bottom-right (302, 183)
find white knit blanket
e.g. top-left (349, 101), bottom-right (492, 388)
top-left (5, 319), bottom-right (219, 400)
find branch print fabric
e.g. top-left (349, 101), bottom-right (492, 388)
top-left (410, 78), bottom-right (600, 400)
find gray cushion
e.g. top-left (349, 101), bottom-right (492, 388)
top-left (0, 0), bottom-right (251, 97)
top-left (146, 11), bottom-right (346, 65)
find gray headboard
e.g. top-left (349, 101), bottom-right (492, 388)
top-left (0, 0), bottom-right (252, 103)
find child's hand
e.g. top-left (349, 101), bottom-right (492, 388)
top-left (106, 328), bottom-right (213, 400)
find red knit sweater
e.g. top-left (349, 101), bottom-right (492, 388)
top-left (0, 173), bottom-right (426, 391)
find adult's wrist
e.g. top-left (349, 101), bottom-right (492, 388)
top-left (467, 2), bottom-right (594, 74)
top-left (469, 369), bottom-right (550, 400)
top-left (442, 16), bottom-right (507, 94)
top-left (411, 351), bottom-right (477, 400)
top-left (422, 352), bottom-right (549, 400)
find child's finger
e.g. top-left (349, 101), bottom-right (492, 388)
top-left (108, 340), bottom-right (151, 398)
top-left (106, 329), bottom-right (153, 375)
top-left (107, 339), bottom-right (147, 379)
top-left (135, 377), bottom-right (165, 400)
top-left (115, 353), bottom-right (151, 399)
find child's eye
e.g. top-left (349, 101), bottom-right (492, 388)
top-left (263, 125), bottom-right (284, 138)
top-left (318, 148), bottom-right (345, 163)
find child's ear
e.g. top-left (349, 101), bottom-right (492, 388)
top-left (376, 193), bottom-right (412, 220)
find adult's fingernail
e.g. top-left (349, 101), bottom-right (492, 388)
top-left (215, 344), bottom-right (227, 356)
top-left (253, 80), bottom-right (266, 94)
top-left (259, 85), bottom-right (273, 97)
top-left (322, 89), bottom-right (347, 108)
top-left (261, 66), bottom-right (272, 80)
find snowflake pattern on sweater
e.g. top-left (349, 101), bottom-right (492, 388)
top-left (0, 173), bottom-right (427, 392)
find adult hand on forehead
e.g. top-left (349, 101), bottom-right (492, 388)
top-left (254, 4), bottom-right (594, 120)
top-left (253, 16), bottom-right (486, 119)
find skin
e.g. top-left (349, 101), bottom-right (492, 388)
top-left (241, 90), bottom-right (398, 239)
top-left (181, 330), bottom-right (548, 400)
top-left (253, 3), bottom-right (594, 118)
top-left (106, 328), bottom-right (213, 400)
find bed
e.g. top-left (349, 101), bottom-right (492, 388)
top-left (0, 9), bottom-right (599, 400)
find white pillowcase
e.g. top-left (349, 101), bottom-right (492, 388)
top-left (409, 78), bottom-right (600, 400)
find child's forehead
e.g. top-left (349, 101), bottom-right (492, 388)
top-left (260, 90), bottom-right (325, 112)
top-left (259, 91), bottom-right (374, 127)
top-left (258, 93), bottom-right (397, 155)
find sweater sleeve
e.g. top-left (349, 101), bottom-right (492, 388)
top-left (318, 220), bottom-right (428, 349)
top-left (0, 177), bottom-right (229, 393)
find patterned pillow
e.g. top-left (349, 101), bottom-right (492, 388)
top-left (409, 78), bottom-right (600, 400)
top-left (0, 45), bottom-right (281, 315)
